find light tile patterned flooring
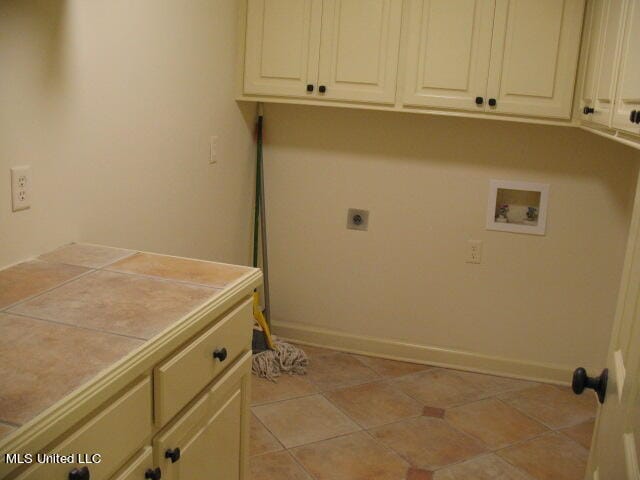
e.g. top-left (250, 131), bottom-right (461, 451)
top-left (250, 345), bottom-right (597, 480)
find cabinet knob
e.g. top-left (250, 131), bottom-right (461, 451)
top-left (583, 106), bottom-right (595, 115)
top-left (165, 448), bottom-right (181, 463)
top-left (475, 96), bottom-right (484, 105)
top-left (631, 110), bottom-right (639, 124)
top-left (572, 367), bottom-right (608, 404)
top-left (488, 98), bottom-right (497, 107)
top-left (318, 85), bottom-right (327, 94)
top-left (306, 84), bottom-right (314, 93)
top-left (145, 468), bottom-right (162, 480)
top-left (68, 467), bottom-right (90, 480)
top-left (213, 348), bottom-right (228, 362)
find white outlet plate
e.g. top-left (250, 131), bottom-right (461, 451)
top-left (466, 240), bottom-right (482, 264)
top-left (11, 166), bottom-right (31, 212)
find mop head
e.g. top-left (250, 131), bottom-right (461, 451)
top-left (252, 340), bottom-right (308, 382)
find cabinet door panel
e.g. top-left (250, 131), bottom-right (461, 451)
top-left (591, 0), bottom-right (626, 127)
top-left (613, 0), bottom-right (640, 135)
top-left (402, 0), bottom-right (495, 111)
top-left (580, 0), bottom-right (607, 113)
top-left (155, 352), bottom-right (252, 480)
top-left (487, 0), bottom-right (585, 119)
top-left (16, 378), bottom-right (152, 480)
top-left (244, 0), bottom-right (321, 98)
top-left (110, 448), bottom-right (153, 480)
top-left (318, 0), bottom-right (403, 104)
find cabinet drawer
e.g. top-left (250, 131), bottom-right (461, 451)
top-left (110, 447), bottom-right (153, 480)
top-left (154, 298), bottom-right (253, 425)
top-left (16, 378), bottom-right (152, 480)
top-left (154, 351), bottom-right (252, 480)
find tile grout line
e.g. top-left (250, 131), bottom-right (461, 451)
top-left (100, 267), bottom-right (226, 291)
top-left (287, 448), bottom-right (321, 480)
top-left (0, 266), bottom-right (97, 313)
top-left (0, 419), bottom-right (21, 428)
top-left (321, 382), bottom-right (424, 430)
top-left (250, 411), bottom-right (288, 454)
top-left (4, 311), bottom-right (148, 342)
top-left (38, 248), bottom-right (137, 270)
top-left (360, 428), bottom-right (415, 471)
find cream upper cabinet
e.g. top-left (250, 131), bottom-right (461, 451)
top-left (317, 0), bottom-right (403, 104)
top-left (584, 0), bottom-right (627, 127)
top-left (244, 0), bottom-right (322, 98)
top-left (240, 0), bottom-right (588, 123)
top-left (580, 0), bottom-right (607, 120)
top-left (402, 0), bottom-right (495, 112)
top-left (612, 0), bottom-right (640, 135)
top-left (486, 0), bottom-right (585, 119)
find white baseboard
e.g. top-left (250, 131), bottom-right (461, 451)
top-left (272, 320), bottom-right (572, 385)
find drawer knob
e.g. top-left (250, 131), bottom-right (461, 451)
top-left (213, 347), bottom-right (228, 362)
top-left (488, 98), bottom-right (497, 107)
top-left (145, 468), bottom-right (162, 480)
top-left (584, 106), bottom-right (595, 115)
top-left (306, 84), bottom-right (314, 93)
top-left (475, 96), bottom-right (484, 105)
top-left (69, 467), bottom-right (90, 480)
top-left (165, 448), bottom-right (181, 463)
top-left (318, 85), bottom-right (326, 94)
top-left (144, 468), bottom-right (162, 480)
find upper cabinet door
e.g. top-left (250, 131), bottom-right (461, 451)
top-left (591, 0), bottom-right (627, 127)
top-left (580, 0), bottom-right (607, 117)
top-left (317, 0), bottom-right (403, 104)
top-left (486, 0), bottom-right (585, 119)
top-left (244, 0), bottom-right (322, 98)
top-left (613, 0), bottom-right (640, 135)
top-left (402, 0), bottom-right (495, 112)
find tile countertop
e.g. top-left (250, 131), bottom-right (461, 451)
top-left (0, 243), bottom-right (256, 439)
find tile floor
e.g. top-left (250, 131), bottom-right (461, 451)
top-left (250, 345), bottom-right (597, 480)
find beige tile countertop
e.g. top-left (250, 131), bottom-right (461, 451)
top-left (0, 243), bottom-right (257, 440)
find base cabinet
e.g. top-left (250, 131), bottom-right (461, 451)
top-left (5, 298), bottom-right (254, 480)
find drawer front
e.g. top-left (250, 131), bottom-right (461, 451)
top-left (16, 378), bottom-right (152, 480)
top-left (154, 351), bottom-right (252, 480)
top-left (110, 447), bottom-right (153, 480)
top-left (154, 298), bottom-right (253, 425)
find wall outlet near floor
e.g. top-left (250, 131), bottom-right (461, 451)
top-left (11, 166), bottom-right (31, 212)
top-left (347, 208), bottom-right (369, 231)
top-left (466, 240), bottom-right (482, 264)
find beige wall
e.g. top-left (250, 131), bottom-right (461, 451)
top-left (264, 103), bottom-right (640, 379)
top-left (0, 0), bottom-right (255, 269)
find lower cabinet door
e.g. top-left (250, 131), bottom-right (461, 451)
top-left (153, 352), bottom-right (252, 480)
top-left (15, 378), bottom-right (152, 480)
top-left (110, 448), bottom-right (154, 480)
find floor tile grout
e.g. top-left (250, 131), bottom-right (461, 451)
top-left (250, 350), bottom-right (596, 479)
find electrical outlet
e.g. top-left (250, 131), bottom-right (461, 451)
top-left (209, 135), bottom-right (218, 164)
top-left (466, 240), bottom-right (482, 264)
top-left (11, 166), bottom-right (31, 212)
top-left (347, 208), bottom-right (369, 231)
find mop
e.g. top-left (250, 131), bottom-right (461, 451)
top-left (251, 103), bottom-right (308, 381)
